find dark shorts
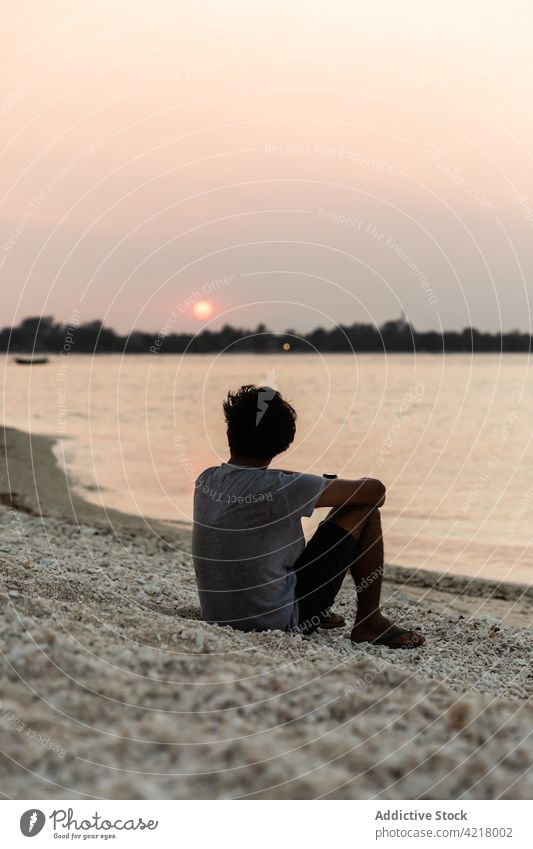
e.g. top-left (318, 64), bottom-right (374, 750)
top-left (293, 520), bottom-right (359, 634)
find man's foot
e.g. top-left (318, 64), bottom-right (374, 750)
top-left (318, 610), bottom-right (345, 629)
top-left (351, 614), bottom-right (424, 649)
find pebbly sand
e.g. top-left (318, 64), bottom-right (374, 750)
top-left (0, 426), bottom-right (531, 799)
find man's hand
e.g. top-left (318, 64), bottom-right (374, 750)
top-left (316, 477), bottom-right (386, 509)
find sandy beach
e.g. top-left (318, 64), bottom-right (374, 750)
top-left (0, 425), bottom-right (531, 799)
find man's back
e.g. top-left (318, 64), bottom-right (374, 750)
top-left (192, 463), bottom-right (326, 631)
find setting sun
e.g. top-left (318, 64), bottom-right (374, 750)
top-left (192, 300), bottom-right (213, 320)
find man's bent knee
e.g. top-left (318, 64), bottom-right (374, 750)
top-left (325, 504), bottom-right (379, 540)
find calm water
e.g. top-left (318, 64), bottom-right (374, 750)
top-left (1, 353), bottom-right (532, 584)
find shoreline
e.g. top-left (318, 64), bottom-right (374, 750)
top-left (0, 425), bottom-right (190, 543)
top-left (1, 425), bottom-right (532, 799)
top-left (2, 424), bottom-right (530, 598)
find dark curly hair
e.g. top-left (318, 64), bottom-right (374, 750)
top-left (223, 384), bottom-right (297, 459)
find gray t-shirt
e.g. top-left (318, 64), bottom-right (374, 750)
top-left (192, 463), bottom-right (327, 632)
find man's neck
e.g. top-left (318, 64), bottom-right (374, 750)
top-left (227, 454), bottom-right (271, 469)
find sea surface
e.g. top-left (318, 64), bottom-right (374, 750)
top-left (1, 353), bottom-right (532, 584)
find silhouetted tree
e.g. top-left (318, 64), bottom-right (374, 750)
top-left (0, 314), bottom-right (530, 355)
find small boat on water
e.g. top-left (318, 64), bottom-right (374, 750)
top-left (14, 355), bottom-right (49, 365)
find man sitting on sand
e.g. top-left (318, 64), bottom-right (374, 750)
top-left (192, 385), bottom-right (424, 649)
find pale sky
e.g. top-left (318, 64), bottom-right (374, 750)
top-left (2, 0), bottom-right (533, 334)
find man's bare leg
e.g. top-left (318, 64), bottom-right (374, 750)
top-left (325, 505), bottom-right (424, 648)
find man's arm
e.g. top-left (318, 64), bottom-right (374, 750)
top-left (315, 477), bottom-right (386, 509)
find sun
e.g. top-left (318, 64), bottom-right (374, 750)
top-left (192, 300), bottom-right (213, 320)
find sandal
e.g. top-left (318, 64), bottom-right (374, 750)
top-left (318, 610), bottom-right (346, 629)
top-left (369, 626), bottom-right (424, 649)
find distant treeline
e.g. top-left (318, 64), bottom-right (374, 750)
top-left (1, 315), bottom-right (531, 354)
